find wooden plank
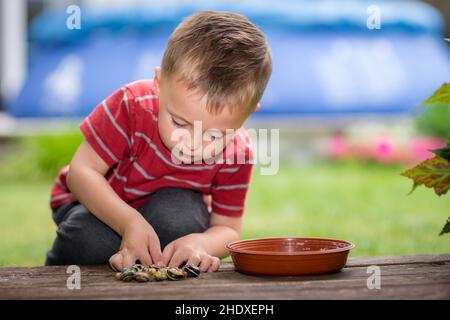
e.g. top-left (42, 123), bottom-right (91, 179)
top-left (346, 254), bottom-right (450, 267)
top-left (0, 255), bottom-right (449, 299)
top-left (13, 267), bottom-right (447, 290)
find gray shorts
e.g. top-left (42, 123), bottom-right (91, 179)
top-left (45, 187), bottom-right (210, 265)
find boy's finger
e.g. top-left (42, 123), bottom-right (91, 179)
top-left (148, 235), bottom-right (164, 266)
top-left (207, 257), bottom-right (221, 272)
top-left (186, 255), bottom-right (201, 267)
top-left (162, 243), bottom-right (175, 266)
top-left (138, 250), bottom-right (153, 267)
top-left (168, 250), bottom-right (186, 268)
top-left (108, 254), bottom-right (118, 271)
top-left (109, 252), bottom-right (123, 271)
top-left (122, 252), bottom-right (136, 269)
top-left (198, 256), bottom-right (212, 273)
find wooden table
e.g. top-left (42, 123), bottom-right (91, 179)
top-left (0, 255), bottom-right (449, 299)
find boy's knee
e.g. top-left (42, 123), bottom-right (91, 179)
top-left (47, 204), bottom-right (120, 265)
top-left (139, 187), bottom-right (210, 248)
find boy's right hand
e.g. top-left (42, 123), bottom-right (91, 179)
top-left (109, 216), bottom-right (164, 271)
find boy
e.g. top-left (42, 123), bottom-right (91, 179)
top-left (46, 11), bottom-right (272, 273)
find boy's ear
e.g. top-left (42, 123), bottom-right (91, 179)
top-left (254, 103), bottom-right (260, 112)
top-left (153, 66), bottom-right (161, 94)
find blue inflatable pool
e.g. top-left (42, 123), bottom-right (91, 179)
top-left (7, 0), bottom-right (450, 117)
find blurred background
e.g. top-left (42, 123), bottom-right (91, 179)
top-left (0, 0), bottom-right (449, 266)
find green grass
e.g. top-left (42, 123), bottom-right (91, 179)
top-left (0, 160), bottom-right (448, 266)
top-left (244, 162), bottom-right (450, 257)
top-left (0, 128), bottom-right (83, 182)
top-left (0, 181), bottom-right (55, 266)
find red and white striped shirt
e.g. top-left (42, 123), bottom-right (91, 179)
top-left (49, 80), bottom-right (254, 217)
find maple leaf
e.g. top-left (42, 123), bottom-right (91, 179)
top-left (430, 143), bottom-right (450, 162)
top-left (440, 217), bottom-right (450, 236)
top-left (422, 83), bottom-right (450, 105)
top-left (401, 156), bottom-right (450, 196)
top-left (409, 77), bottom-right (450, 235)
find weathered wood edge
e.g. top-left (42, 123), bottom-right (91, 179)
top-left (1, 254), bottom-right (449, 272)
top-left (346, 254), bottom-right (450, 267)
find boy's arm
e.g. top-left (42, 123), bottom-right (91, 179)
top-left (200, 213), bottom-right (242, 258)
top-left (67, 140), bottom-right (163, 268)
top-left (67, 140), bottom-right (137, 236)
top-left (198, 195), bottom-right (241, 257)
top-left (162, 161), bottom-right (252, 272)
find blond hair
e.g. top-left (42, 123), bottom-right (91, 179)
top-left (161, 11), bottom-right (272, 114)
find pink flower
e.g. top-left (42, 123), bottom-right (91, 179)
top-left (372, 136), bottom-right (395, 163)
top-left (328, 133), bottom-right (348, 160)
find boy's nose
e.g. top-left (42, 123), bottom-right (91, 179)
top-left (183, 137), bottom-right (201, 152)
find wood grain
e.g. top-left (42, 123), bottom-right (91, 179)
top-left (0, 255), bottom-right (449, 299)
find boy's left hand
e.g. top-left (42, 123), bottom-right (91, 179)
top-left (162, 233), bottom-right (221, 273)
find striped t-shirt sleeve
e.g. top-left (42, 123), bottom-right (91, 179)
top-left (80, 86), bottom-right (133, 167)
top-left (211, 163), bottom-right (254, 217)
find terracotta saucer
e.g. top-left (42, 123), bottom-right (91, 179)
top-left (226, 237), bottom-right (355, 276)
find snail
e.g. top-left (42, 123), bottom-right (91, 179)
top-left (115, 263), bottom-right (200, 283)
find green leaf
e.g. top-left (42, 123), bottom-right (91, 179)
top-left (401, 156), bottom-right (450, 196)
top-left (430, 144), bottom-right (450, 162)
top-left (407, 180), bottom-right (420, 195)
top-left (439, 217), bottom-right (450, 236)
top-left (422, 83), bottom-right (450, 105)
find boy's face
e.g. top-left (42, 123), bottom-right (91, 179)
top-left (153, 67), bottom-right (257, 163)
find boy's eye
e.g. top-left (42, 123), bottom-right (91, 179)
top-left (211, 135), bottom-right (222, 141)
top-left (207, 132), bottom-right (223, 141)
top-left (172, 118), bottom-right (186, 127)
